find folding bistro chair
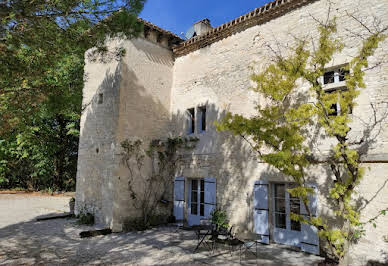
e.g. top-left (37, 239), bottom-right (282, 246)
top-left (239, 233), bottom-right (262, 259)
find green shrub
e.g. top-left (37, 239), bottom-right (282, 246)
top-left (76, 212), bottom-right (95, 225)
top-left (210, 208), bottom-right (229, 230)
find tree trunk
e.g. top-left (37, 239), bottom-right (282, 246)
top-left (338, 220), bottom-right (351, 266)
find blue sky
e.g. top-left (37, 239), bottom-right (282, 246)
top-left (140, 0), bottom-right (272, 39)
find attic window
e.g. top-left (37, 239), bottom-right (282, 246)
top-left (187, 108), bottom-right (195, 134)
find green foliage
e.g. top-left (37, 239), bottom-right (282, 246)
top-left (217, 17), bottom-right (387, 262)
top-left (0, 0), bottom-right (146, 191)
top-left (210, 208), bottom-right (229, 230)
top-left (76, 212), bottom-right (95, 226)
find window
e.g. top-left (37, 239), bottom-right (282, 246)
top-left (198, 106), bottom-right (206, 132)
top-left (191, 179), bottom-right (198, 215)
top-left (338, 68), bottom-right (349, 82)
top-left (322, 66), bottom-right (351, 116)
top-left (274, 184), bottom-right (286, 229)
top-left (322, 67), bottom-right (349, 85)
top-left (273, 183), bottom-right (301, 232)
top-left (200, 179), bottom-right (205, 216)
top-left (289, 184), bottom-right (301, 231)
top-left (187, 108), bottom-right (195, 134)
top-left (191, 179), bottom-right (205, 216)
top-left (325, 89), bottom-right (341, 116)
top-left (97, 93), bottom-right (103, 104)
top-left (323, 71), bottom-right (335, 85)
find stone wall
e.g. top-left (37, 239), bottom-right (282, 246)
top-left (75, 39), bottom-right (122, 226)
top-left (76, 37), bottom-right (175, 230)
top-left (76, 0), bottom-right (388, 263)
top-left (111, 37), bottom-right (175, 231)
top-left (171, 0), bottom-right (388, 264)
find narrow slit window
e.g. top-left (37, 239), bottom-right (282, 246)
top-left (98, 93), bottom-right (103, 104)
top-left (187, 108), bottom-right (195, 134)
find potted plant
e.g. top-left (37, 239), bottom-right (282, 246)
top-left (210, 208), bottom-right (229, 231)
top-left (69, 197), bottom-right (75, 214)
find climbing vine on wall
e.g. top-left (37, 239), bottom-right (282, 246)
top-left (121, 136), bottom-right (198, 230)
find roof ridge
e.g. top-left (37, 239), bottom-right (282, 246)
top-left (138, 17), bottom-right (184, 41)
top-left (173, 0), bottom-right (318, 56)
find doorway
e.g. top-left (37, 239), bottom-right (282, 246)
top-left (188, 178), bottom-right (205, 226)
top-left (272, 183), bottom-right (302, 247)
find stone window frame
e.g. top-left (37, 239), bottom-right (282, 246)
top-left (186, 105), bottom-right (208, 135)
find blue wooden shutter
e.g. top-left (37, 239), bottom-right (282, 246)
top-left (204, 177), bottom-right (216, 217)
top-left (174, 177), bottom-right (185, 224)
top-left (300, 185), bottom-right (319, 254)
top-left (253, 180), bottom-right (270, 244)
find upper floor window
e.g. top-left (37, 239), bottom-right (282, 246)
top-left (198, 106), bottom-right (206, 132)
top-left (323, 67), bottom-right (349, 85)
top-left (187, 108), bottom-right (195, 134)
top-left (322, 66), bottom-right (351, 116)
top-left (186, 105), bottom-right (207, 135)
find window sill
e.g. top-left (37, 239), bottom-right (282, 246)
top-left (322, 80), bottom-right (347, 91)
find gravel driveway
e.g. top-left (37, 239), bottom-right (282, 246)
top-left (0, 194), bottom-right (323, 265)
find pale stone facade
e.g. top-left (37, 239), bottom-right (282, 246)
top-left (76, 0), bottom-right (388, 264)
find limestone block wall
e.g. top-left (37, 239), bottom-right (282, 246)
top-left (171, 0), bottom-right (388, 264)
top-left (111, 37), bottom-right (175, 231)
top-left (76, 36), bottom-right (175, 230)
top-left (75, 39), bottom-right (123, 226)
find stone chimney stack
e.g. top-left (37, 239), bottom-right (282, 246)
top-left (186, 18), bottom-right (212, 39)
top-left (193, 19), bottom-right (212, 36)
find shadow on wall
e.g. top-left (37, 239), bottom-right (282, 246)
top-left (76, 44), bottom-right (388, 263)
top-left (76, 61), bottom-right (122, 226)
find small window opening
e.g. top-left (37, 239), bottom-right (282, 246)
top-left (199, 106), bottom-right (206, 132)
top-left (187, 108), bottom-right (195, 134)
top-left (338, 68), bottom-right (349, 82)
top-left (324, 71), bottom-right (335, 84)
top-left (96, 147), bottom-right (99, 154)
top-left (325, 89), bottom-right (340, 116)
top-left (98, 93), bottom-right (103, 104)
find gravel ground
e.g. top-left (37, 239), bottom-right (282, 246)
top-left (0, 194), bottom-right (324, 265)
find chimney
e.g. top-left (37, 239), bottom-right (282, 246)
top-left (185, 18), bottom-right (212, 39)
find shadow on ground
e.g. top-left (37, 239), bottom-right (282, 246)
top-left (0, 215), bottom-right (325, 266)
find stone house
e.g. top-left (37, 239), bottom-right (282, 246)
top-left (75, 0), bottom-right (388, 264)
